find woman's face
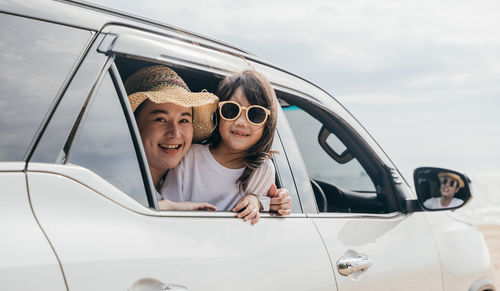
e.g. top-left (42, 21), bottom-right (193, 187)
top-left (218, 86), bottom-right (264, 154)
top-left (440, 176), bottom-right (460, 198)
top-left (136, 101), bottom-right (193, 178)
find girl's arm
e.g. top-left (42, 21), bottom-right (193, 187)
top-left (232, 194), bottom-right (261, 225)
top-left (245, 159), bottom-right (275, 211)
top-left (232, 159), bottom-right (275, 224)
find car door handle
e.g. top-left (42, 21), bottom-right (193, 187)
top-left (129, 278), bottom-right (189, 291)
top-left (337, 253), bottom-right (373, 276)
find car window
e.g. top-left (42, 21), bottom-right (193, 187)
top-left (0, 13), bottom-right (91, 161)
top-left (283, 106), bottom-right (375, 192)
top-left (115, 57), bottom-right (297, 212)
top-left (67, 72), bottom-right (149, 207)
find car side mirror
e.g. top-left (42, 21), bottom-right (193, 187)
top-left (413, 167), bottom-right (472, 211)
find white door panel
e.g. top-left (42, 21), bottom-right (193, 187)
top-left (27, 172), bottom-right (336, 291)
top-left (312, 213), bottom-right (442, 291)
top-left (425, 211), bottom-right (495, 291)
top-left (0, 172), bottom-right (66, 291)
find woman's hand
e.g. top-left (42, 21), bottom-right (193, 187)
top-left (158, 199), bottom-right (216, 211)
top-left (232, 194), bottom-right (261, 225)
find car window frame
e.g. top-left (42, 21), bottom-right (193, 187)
top-left (110, 61), bottom-right (159, 209)
top-left (60, 58), bottom-right (156, 208)
top-left (110, 55), bottom-right (306, 214)
top-left (275, 88), bottom-right (402, 214)
top-left (91, 24), bottom-right (312, 215)
top-left (29, 33), bottom-right (109, 164)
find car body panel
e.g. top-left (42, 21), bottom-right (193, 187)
top-left (0, 162), bottom-right (25, 171)
top-left (311, 213), bottom-right (442, 290)
top-left (425, 211), bottom-right (496, 291)
top-left (0, 172), bottom-right (66, 291)
top-left (27, 170), bottom-right (336, 291)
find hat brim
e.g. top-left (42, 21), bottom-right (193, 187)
top-left (438, 172), bottom-right (465, 188)
top-left (129, 86), bottom-right (219, 142)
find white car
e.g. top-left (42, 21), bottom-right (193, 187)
top-left (0, 1), bottom-right (495, 290)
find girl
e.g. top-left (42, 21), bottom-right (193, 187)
top-left (160, 70), bottom-right (278, 224)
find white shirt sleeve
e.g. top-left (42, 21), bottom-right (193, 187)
top-left (245, 158), bottom-right (275, 212)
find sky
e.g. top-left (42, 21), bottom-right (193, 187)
top-left (88, 0), bottom-right (500, 192)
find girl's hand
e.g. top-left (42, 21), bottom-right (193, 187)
top-left (159, 199), bottom-right (216, 211)
top-left (267, 184), bottom-right (292, 216)
top-left (232, 194), bottom-right (261, 225)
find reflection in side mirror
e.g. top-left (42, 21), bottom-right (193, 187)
top-left (414, 167), bottom-right (472, 211)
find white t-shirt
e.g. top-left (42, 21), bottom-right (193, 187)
top-left (423, 197), bottom-right (464, 209)
top-left (159, 144), bottom-right (274, 211)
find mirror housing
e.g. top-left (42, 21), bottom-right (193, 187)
top-left (413, 167), bottom-right (472, 211)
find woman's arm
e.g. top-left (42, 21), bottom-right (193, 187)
top-left (158, 199), bottom-right (216, 211)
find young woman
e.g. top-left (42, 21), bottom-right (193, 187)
top-left (160, 70), bottom-right (278, 224)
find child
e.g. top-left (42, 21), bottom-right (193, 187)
top-left (160, 70), bottom-right (278, 224)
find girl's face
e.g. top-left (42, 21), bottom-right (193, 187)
top-left (218, 86), bottom-right (264, 154)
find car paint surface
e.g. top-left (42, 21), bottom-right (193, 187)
top-left (0, 172), bottom-right (67, 291)
top-left (27, 166), bottom-right (336, 291)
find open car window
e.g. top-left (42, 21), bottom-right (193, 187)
top-left (113, 56), bottom-right (300, 212)
top-left (280, 98), bottom-right (386, 214)
top-left (283, 105), bottom-right (375, 192)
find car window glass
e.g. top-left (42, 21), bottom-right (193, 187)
top-left (68, 72), bottom-right (149, 207)
top-left (0, 13), bottom-right (91, 161)
top-left (283, 106), bottom-right (375, 192)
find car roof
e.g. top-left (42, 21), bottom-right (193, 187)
top-left (2, 0), bottom-right (249, 55)
top-left (2, 0), bottom-right (334, 101)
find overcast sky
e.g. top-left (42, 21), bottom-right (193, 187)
top-left (89, 0), bottom-right (500, 185)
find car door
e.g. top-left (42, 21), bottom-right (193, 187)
top-left (26, 27), bottom-right (336, 291)
top-left (274, 88), bottom-right (444, 291)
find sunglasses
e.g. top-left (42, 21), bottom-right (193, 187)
top-left (440, 176), bottom-right (458, 188)
top-left (218, 101), bottom-right (270, 126)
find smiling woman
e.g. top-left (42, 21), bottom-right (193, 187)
top-left (121, 64), bottom-right (220, 211)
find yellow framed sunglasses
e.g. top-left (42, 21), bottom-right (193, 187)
top-left (218, 101), bottom-right (270, 126)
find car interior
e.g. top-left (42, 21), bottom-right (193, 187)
top-left (278, 94), bottom-right (388, 214)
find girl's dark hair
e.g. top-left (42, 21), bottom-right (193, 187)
top-left (209, 70), bottom-right (278, 191)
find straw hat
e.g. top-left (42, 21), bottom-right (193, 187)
top-left (438, 172), bottom-right (465, 188)
top-left (125, 65), bottom-right (219, 142)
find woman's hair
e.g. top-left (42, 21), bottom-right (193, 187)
top-left (209, 70), bottom-right (278, 191)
